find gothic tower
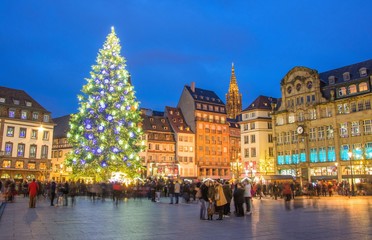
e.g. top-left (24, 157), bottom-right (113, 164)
top-left (225, 63), bottom-right (242, 119)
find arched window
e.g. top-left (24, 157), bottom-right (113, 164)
top-left (338, 87), bottom-right (346, 96)
top-left (359, 82), bottom-right (368, 92)
top-left (348, 84), bottom-right (357, 94)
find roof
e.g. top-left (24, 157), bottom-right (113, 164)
top-left (165, 106), bottom-right (193, 134)
top-left (0, 86), bottom-right (50, 113)
top-left (185, 85), bottom-right (225, 105)
top-left (243, 95), bottom-right (278, 111)
top-left (319, 59), bottom-right (372, 84)
top-left (141, 114), bottom-right (173, 133)
top-left (227, 118), bottom-right (240, 128)
top-left (53, 115), bottom-right (71, 138)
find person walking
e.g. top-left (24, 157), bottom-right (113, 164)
top-left (174, 181), bottom-right (181, 204)
top-left (214, 182), bottom-right (227, 220)
top-left (243, 180), bottom-right (252, 214)
top-left (233, 183), bottom-right (245, 217)
top-left (168, 180), bottom-right (175, 204)
top-left (50, 181), bottom-right (56, 206)
top-left (199, 182), bottom-right (209, 220)
top-left (28, 179), bottom-right (39, 208)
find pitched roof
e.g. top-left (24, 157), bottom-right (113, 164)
top-left (319, 59), bottom-right (372, 84)
top-left (165, 106), bottom-right (193, 134)
top-left (185, 85), bottom-right (225, 105)
top-left (141, 114), bottom-right (173, 133)
top-left (0, 86), bottom-right (49, 112)
top-left (243, 95), bottom-right (278, 111)
top-left (227, 118), bottom-right (240, 128)
top-left (53, 115), bottom-right (71, 138)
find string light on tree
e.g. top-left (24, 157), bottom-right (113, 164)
top-left (66, 26), bottom-right (145, 181)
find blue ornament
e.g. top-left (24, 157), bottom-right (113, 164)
top-left (88, 133), bottom-right (94, 140)
top-left (101, 161), bottom-right (107, 167)
top-left (115, 103), bottom-right (121, 109)
top-left (126, 106), bottom-right (131, 110)
top-left (86, 124), bottom-right (92, 130)
top-left (109, 86), bottom-right (114, 92)
top-left (107, 115), bottom-right (113, 121)
top-left (97, 148), bottom-right (102, 154)
top-left (98, 125), bottom-right (105, 132)
top-left (104, 79), bottom-right (109, 84)
top-left (80, 160), bottom-right (86, 165)
top-left (112, 147), bottom-right (119, 153)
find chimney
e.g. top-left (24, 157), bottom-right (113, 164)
top-left (191, 82), bottom-right (195, 92)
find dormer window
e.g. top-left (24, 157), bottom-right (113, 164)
top-left (169, 110), bottom-right (173, 115)
top-left (152, 125), bottom-right (156, 129)
top-left (173, 119), bottom-right (176, 123)
top-left (149, 118), bottom-right (154, 122)
top-left (0, 97), bottom-right (5, 103)
top-left (343, 72), bottom-right (350, 81)
top-left (200, 96), bottom-right (204, 100)
top-left (43, 114), bottom-right (50, 123)
top-left (194, 94), bottom-right (197, 98)
top-left (13, 99), bottom-right (20, 105)
top-left (164, 126), bottom-right (168, 130)
top-left (206, 97), bottom-right (210, 100)
top-left (328, 76), bottom-right (335, 85)
top-left (25, 101), bottom-right (32, 107)
top-left (359, 67), bottom-right (367, 77)
top-left (176, 111), bottom-right (180, 116)
top-left (161, 119), bottom-right (165, 123)
top-left (180, 119), bottom-right (183, 123)
top-left (211, 98), bottom-right (215, 101)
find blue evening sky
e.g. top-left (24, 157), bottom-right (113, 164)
top-left (1, 0), bottom-right (371, 118)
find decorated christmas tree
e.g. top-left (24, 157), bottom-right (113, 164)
top-left (66, 27), bottom-right (145, 181)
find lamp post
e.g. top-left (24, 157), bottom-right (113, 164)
top-left (249, 161), bottom-right (254, 178)
top-left (347, 151), bottom-right (355, 196)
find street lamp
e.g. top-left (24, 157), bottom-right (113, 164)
top-left (249, 161), bottom-right (254, 178)
top-left (347, 151), bottom-right (355, 196)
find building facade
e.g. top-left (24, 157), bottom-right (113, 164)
top-left (178, 82), bottom-right (230, 179)
top-left (0, 87), bottom-right (54, 181)
top-left (165, 106), bottom-right (197, 178)
top-left (226, 63), bottom-right (242, 119)
top-left (227, 118), bottom-right (241, 179)
top-left (271, 59), bottom-right (372, 186)
top-left (240, 96), bottom-right (277, 179)
top-left (140, 109), bottom-right (177, 178)
top-left (51, 115), bottom-right (72, 182)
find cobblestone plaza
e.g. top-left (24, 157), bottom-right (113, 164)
top-left (0, 196), bottom-right (371, 240)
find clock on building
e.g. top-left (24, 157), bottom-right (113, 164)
top-left (297, 126), bottom-right (304, 134)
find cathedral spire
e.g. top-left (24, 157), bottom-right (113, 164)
top-left (226, 63), bottom-right (242, 119)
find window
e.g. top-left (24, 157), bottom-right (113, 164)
top-left (0, 97), bottom-right (5, 103)
top-left (28, 163), bottom-right (36, 170)
top-left (244, 135), bottom-right (249, 144)
top-left (19, 128), bottom-right (27, 138)
top-left (343, 72), bottom-right (350, 81)
top-left (15, 161), bottom-right (24, 169)
top-left (328, 76), bottom-right (335, 84)
top-left (6, 126), bottom-right (14, 137)
top-left (21, 110), bottom-right (28, 120)
top-left (359, 67), bottom-right (367, 77)
top-left (202, 104), bottom-right (207, 110)
top-left (340, 123), bottom-right (348, 138)
top-left (208, 105), bottom-right (213, 111)
top-left (9, 109), bottom-right (15, 118)
top-left (338, 87), bottom-right (347, 96)
top-left (351, 102), bottom-right (357, 112)
top-left (309, 109), bottom-right (316, 120)
top-left (288, 114), bottom-right (295, 123)
top-left (32, 112), bottom-right (39, 120)
top-left (39, 163), bottom-right (46, 170)
top-left (351, 121), bottom-right (360, 136)
top-left (220, 107), bottom-right (225, 113)
top-left (348, 85), bottom-right (357, 94)
top-left (268, 147), bottom-right (274, 157)
top-left (31, 130), bottom-right (38, 139)
top-left (309, 128), bottom-right (316, 141)
top-left (359, 82), bottom-right (368, 92)
top-left (319, 148), bottom-right (326, 162)
top-left (291, 131), bottom-right (298, 143)
top-left (310, 148), bottom-right (318, 163)
top-left (251, 135), bottom-right (256, 143)
top-left (250, 123), bottom-right (255, 130)
top-left (2, 160), bottom-right (11, 168)
top-left (25, 101), bottom-right (32, 107)
top-left (29, 145), bottom-right (37, 158)
top-left (5, 142), bottom-right (13, 156)
top-left (244, 148), bottom-right (249, 158)
top-left (327, 147), bottom-right (336, 162)
top-left (366, 99), bottom-right (371, 110)
top-left (243, 124), bottom-right (248, 131)
top-left (327, 126), bottom-right (334, 139)
top-left (298, 112), bottom-right (305, 122)
top-left (284, 132), bottom-right (290, 144)
top-left (268, 122), bottom-right (272, 129)
top-left (364, 120), bottom-right (372, 135)
top-left (358, 101), bottom-right (364, 111)
top-left (251, 148), bottom-right (256, 157)
top-left (318, 127), bottom-right (325, 140)
top-left (276, 117), bottom-right (283, 125)
top-left (268, 134), bottom-right (273, 143)
top-left (41, 145), bottom-right (48, 158)
top-left (17, 144), bottom-right (25, 157)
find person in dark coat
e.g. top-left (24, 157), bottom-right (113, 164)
top-left (50, 181), bottom-right (56, 206)
top-left (233, 183), bottom-right (245, 217)
top-left (222, 181), bottom-right (232, 216)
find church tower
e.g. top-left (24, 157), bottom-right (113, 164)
top-left (225, 63), bottom-right (242, 119)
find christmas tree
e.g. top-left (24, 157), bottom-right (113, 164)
top-left (66, 27), bottom-right (145, 181)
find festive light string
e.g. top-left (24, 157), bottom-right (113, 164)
top-left (66, 27), bottom-right (145, 181)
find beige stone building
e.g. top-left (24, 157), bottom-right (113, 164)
top-left (271, 59), bottom-right (372, 187)
top-left (240, 96), bottom-right (277, 179)
top-left (0, 87), bottom-right (54, 181)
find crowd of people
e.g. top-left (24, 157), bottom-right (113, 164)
top-left (0, 177), bottom-right (369, 214)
